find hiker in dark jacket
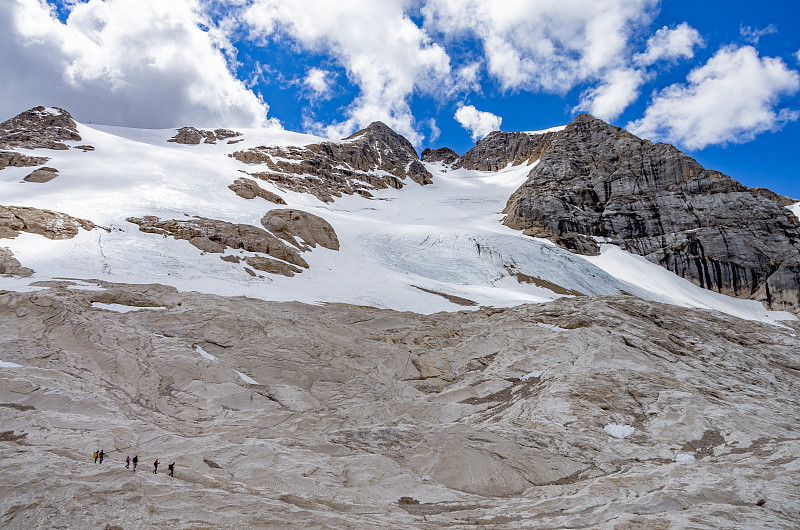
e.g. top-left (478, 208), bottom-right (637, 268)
top-left (99, 450), bottom-right (104, 464)
top-left (153, 459), bottom-right (159, 474)
top-left (132, 455), bottom-right (138, 471)
top-left (168, 462), bottom-right (174, 477)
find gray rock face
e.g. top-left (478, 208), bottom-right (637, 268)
top-left (503, 114), bottom-right (800, 312)
top-left (420, 147), bottom-right (459, 164)
top-left (0, 106), bottom-right (81, 150)
top-left (168, 127), bottom-right (241, 145)
top-left (453, 130), bottom-right (560, 171)
top-left (1, 286), bottom-right (798, 527)
top-left (230, 121), bottom-right (433, 202)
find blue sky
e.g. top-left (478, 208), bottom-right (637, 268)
top-left (2, 0), bottom-right (799, 197)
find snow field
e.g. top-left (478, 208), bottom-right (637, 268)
top-left (0, 119), bottom-right (795, 324)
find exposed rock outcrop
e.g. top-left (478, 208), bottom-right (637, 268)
top-left (421, 147), bottom-right (459, 164)
top-left (230, 121), bottom-right (433, 202)
top-left (0, 205), bottom-right (97, 240)
top-left (503, 113), bottom-right (800, 312)
top-left (228, 177), bottom-right (286, 204)
top-left (261, 209), bottom-right (340, 251)
top-left (127, 216), bottom-right (308, 273)
top-left (168, 127), bottom-right (241, 145)
top-left (453, 130), bottom-right (561, 171)
top-left (1, 287), bottom-right (798, 527)
top-left (0, 151), bottom-right (49, 170)
top-left (0, 106), bottom-right (81, 150)
top-left (0, 247), bottom-right (33, 276)
top-left (23, 167), bottom-right (58, 183)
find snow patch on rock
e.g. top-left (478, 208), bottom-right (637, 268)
top-left (234, 370), bottom-right (259, 385)
top-left (604, 423), bottom-right (635, 439)
top-left (194, 345), bottom-right (216, 361)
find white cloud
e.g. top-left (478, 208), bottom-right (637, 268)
top-left (304, 67), bottom-right (331, 98)
top-left (422, 0), bottom-right (659, 93)
top-left (577, 68), bottom-right (645, 120)
top-left (242, 0), bottom-right (451, 144)
top-left (628, 45), bottom-right (800, 149)
top-left (634, 23), bottom-right (704, 66)
top-left (426, 118), bottom-right (441, 143)
top-left (740, 24), bottom-right (778, 45)
top-left (454, 104), bottom-right (501, 141)
top-left (0, 0), bottom-right (269, 128)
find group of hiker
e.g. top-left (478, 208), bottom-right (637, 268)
top-left (93, 450), bottom-right (175, 477)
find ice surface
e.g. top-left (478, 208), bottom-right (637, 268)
top-left (673, 452), bottom-right (696, 462)
top-left (604, 423), bottom-right (635, 438)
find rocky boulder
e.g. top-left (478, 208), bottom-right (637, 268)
top-left (453, 130), bottom-right (561, 171)
top-left (229, 121), bottom-right (433, 202)
top-left (0, 106), bottom-right (81, 150)
top-left (23, 167), bottom-right (59, 183)
top-left (420, 147), bottom-right (459, 164)
top-left (0, 205), bottom-right (97, 240)
top-left (503, 113), bottom-right (800, 312)
top-left (261, 209), bottom-right (340, 251)
top-left (0, 247), bottom-right (33, 276)
top-left (228, 177), bottom-right (286, 204)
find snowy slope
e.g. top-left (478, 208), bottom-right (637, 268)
top-left (0, 119), bottom-right (794, 325)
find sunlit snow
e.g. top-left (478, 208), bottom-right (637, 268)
top-left (0, 119), bottom-right (794, 324)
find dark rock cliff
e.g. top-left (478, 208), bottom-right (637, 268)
top-left (503, 113), bottom-right (800, 313)
top-left (421, 147), bottom-right (459, 164)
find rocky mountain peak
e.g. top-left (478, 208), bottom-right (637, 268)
top-left (345, 121), bottom-right (419, 159)
top-left (230, 121), bottom-right (432, 202)
top-left (452, 128), bottom-right (562, 171)
top-left (421, 146), bottom-right (459, 164)
top-left (503, 112), bottom-right (800, 312)
top-left (0, 106), bottom-right (82, 150)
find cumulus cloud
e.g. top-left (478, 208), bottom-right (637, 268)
top-left (242, 0), bottom-right (450, 144)
top-left (577, 68), bottom-right (645, 120)
top-left (628, 45), bottom-right (800, 149)
top-left (454, 104), bottom-right (501, 141)
top-left (422, 0), bottom-right (658, 93)
top-left (304, 67), bottom-right (331, 98)
top-left (634, 23), bottom-right (704, 66)
top-left (0, 0), bottom-right (270, 128)
top-left (740, 24), bottom-right (778, 45)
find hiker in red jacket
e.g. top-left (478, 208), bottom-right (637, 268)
top-left (153, 459), bottom-right (159, 474)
